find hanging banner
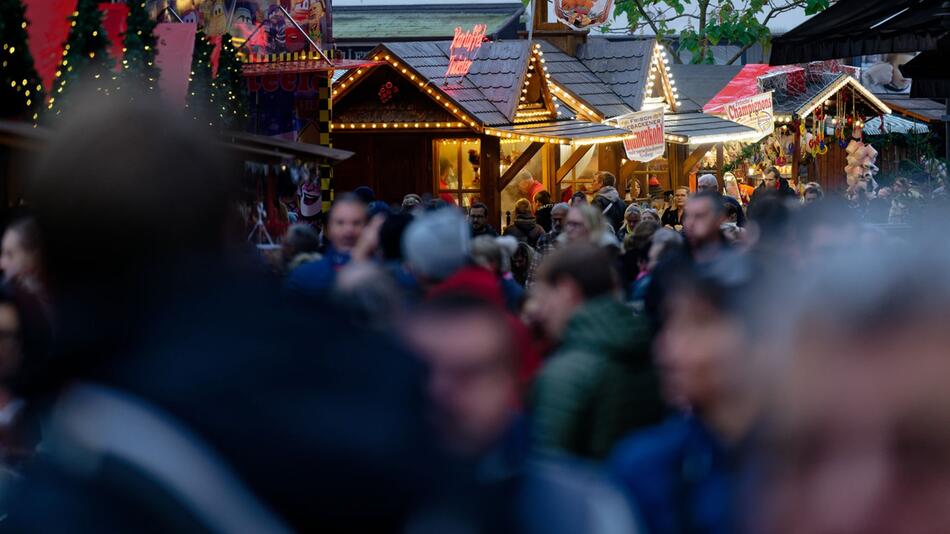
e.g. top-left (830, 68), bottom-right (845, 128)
top-left (98, 2), bottom-right (129, 72)
top-left (23, 0), bottom-right (76, 93)
top-left (618, 108), bottom-right (665, 162)
top-left (154, 22), bottom-right (197, 109)
top-left (712, 91), bottom-right (774, 137)
top-left (554, 0), bottom-right (614, 31)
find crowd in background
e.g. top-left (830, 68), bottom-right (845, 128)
top-left (0, 92), bottom-right (949, 533)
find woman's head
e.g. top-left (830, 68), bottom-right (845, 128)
top-left (511, 242), bottom-right (535, 273)
top-left (641, 208), bottom-right (660, 224)
top-left (673, 187), bottom-right (690, 209)
top-left (624, 204), bottom-right (642, 230)
top-left (564, 204), bottom-right (605, 244)
top-left (0, 217), bottom-right (43, 288)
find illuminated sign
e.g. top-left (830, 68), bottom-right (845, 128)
top-left (445, 24), bottom-right (487, 79)
top-left (618, 108), bottom-right (665, 162)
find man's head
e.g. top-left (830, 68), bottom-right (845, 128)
top-left (592, 171), bottom-right (616, 192)
top-left (641, 208), bottom-right (660, 224)
top-left (469, 202), bottom-right (488, 232)
top-left (550, 202), bottom-right (570, 235)
top-left (516, 172), bottom-right (535, 196)
top-left (532, 244), bottom-right (618, 339)
top-left (571, 191), bottom-right (588, 206)
top-left (683, 192), bottom-right (726, 248)
top-left (697, 174), bottom-right (720, 193)
top-left (803, 182), bottom-right (823, 204)
top-left (763, 166), bottom-right (781, 188)
top-left (752, 246), bottom-right (950, 534)
top-left (403, 208), bottom-right (471, 284)
top-left (673, 186), bottom-right (690, 209)
top-left (514, 199), bottom-right (532, 217)
top-left (326, 195), bottom-right (368, 253)
top-left (656, 255), bottom-right (752, 410)
top-left (535, 190), bottom-right (553, 206)
top-left (405, 294), bottom-right (517, 456)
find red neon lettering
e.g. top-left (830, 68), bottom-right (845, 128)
top-left (445, 24), bottom-right (488, 79)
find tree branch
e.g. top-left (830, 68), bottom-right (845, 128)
top-left (724, 1), bottom-right (806, 64)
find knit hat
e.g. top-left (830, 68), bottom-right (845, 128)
top-left (403, 208), bottom-right (471, 281)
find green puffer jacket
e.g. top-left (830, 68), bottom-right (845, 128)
top-left (531, 296), bottom-right (666, 459)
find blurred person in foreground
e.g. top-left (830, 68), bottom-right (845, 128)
top-left (403, 207), bottom-right (472, 292)
top-left (285, 193), bottom-right (367, 298)
top-left (529, 244), bottom-right (665, 459)
top-left (684, 192), bottom-right (730, 264)
top-left (749, 243), bottom-right (950, 534)
top-left (0, 90), bottom-right (442, 533)
top-left (405, 294), bottom-right (638, 534)
top-left (611, 253), bottom-right (761, 534)
top-left (281, 223), bottom-right (322, 273)
top-left (471, 236), bottom-right (524, 313)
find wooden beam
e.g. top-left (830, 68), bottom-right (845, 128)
top-left (792, 129), bottom-right (801, 182)
top-left (555, 144), bottom-right (593, 183)
top-left (681, 143), bottom-right (715, 186)
top-left (498, 142), bottom-right (543, 191)
top-left (716, 143), bottom-right (724, 187)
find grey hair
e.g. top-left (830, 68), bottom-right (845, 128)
top-left (551, 202), bottom-right (570, 215)
top-left (698, 174), bottom-right (718, 188)
top-left (624, 204), bottom-right (642, 217)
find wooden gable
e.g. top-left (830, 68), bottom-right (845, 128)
top-left (641, 43), bottom-right (682, 112)
top-left (514, 46), bottom-right (558, 123)
top-left (333, 65), bottom-right (459, 126)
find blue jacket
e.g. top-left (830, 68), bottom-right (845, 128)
top-left (285, 248), bottom-right (351, 298)
top-left (609, 415), bottom-right (737, 534)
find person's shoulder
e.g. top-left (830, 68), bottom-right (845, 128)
top-left (609, 416), bottom-right (694, 473)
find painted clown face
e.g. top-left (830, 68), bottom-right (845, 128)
top-left (298, 169), bottom-right (322, 218)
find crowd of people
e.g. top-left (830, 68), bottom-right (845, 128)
top-left (0, 91), bottom-right (949, 534)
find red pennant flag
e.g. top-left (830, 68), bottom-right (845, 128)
top-left (98, 2), bottom-right (129, 72)
top-left (153, 22), bottom-right (197, 109)
top-left (23, 0), bottom-right (76, 93)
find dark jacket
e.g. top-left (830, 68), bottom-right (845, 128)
top-left (661, 207), bottom-right (684, 228)
top-left (504, 215), bottom-right (545, 248)
top-left (592, 186), bottom-right (626, 231)
top-left (472, 224), bottom-right (499, 239)
top-left (531, 296), bottom-right (665, 459)
top-left (610, 415), bottom-right (740, 534)
top-left (535, 204), bottom-right (554, 233)
top-left (750, 180), bottom-right (797, 206)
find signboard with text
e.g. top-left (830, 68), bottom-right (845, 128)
top-left (618, 108), bottom-right (665, 162)
top-left (713, 91), bottom-right (774, 137)
top-left (445, 24), bottom-right (487, 79)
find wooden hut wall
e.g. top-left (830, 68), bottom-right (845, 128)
top-left (801, 142), bottom-right (848, 192)
top-left (333, 133), bottom-right (434, 204)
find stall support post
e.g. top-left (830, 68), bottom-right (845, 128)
top-left (480, 135), bottom-right (501, 228)
top-left (792, 127), bottom-right (801, 183)
top-left (716, 143), bottom-right (724, 186)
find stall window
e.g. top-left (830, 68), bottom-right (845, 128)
top-left (499, 140), bottom-right (546, 225)
top-left (558, 144), bottom-right (599, 200)
top-left (435, 138), bottom-right (481, 208)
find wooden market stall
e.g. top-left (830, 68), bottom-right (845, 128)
top-left (329, 39), bottom-right (636, 226)
top-left (330, 35), bottom-right (759, 226)
top-left (702, 64), bottom-right (893, 192)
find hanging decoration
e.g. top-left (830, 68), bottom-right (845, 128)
top-left (155, 22), bottom-right (196, 108)
top-left (554, 0), bottom-right (614, 31)
top-left (23, 0), bottom-right (75, 94)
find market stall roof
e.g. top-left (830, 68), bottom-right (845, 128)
top-left (538, 41), bottom-right (632, 119)
top-left (769, 0), bottom-right (949, 65)
top-left (863, 114), bottom-right (930, 135)
top-left (333, 3), bottom-right (525, 42)
top-left (538, 38), bottom-right (657, 119)
top-left (220, 132), bottom-right (354, 163)
top-left (485, 119), bottom-right (635, 145)
top-left (705, 65), bottom-right (891, 119)
top-left (242, 57), bottom-right (382, 76)
top-left (378, 40), bottom-right (531, 126)
top-left (662, 112), bottom-right (762, 145)
top-left (899, 35), bottom-right (950, 98)
top-left (880, 94), bottom-right (948, 122)
top-left (670, 64), bottom-right (743, 111)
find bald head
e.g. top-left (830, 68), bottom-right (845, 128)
top-left (697, 174), bottom-right (719, 193)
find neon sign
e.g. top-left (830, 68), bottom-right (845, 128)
top-left (445, 24), bottom-right (487, 79)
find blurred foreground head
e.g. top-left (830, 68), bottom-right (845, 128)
top-left (30, 88), bottom-right (234, 294)
top-left (752, 242), bottom-right (950, 534)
